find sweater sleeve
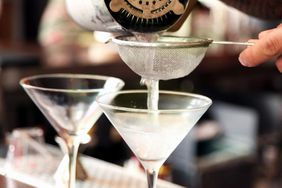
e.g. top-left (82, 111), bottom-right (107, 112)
top-left (220, 0), bottom-right (282, 20)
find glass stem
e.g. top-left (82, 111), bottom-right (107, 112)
top-left (66, 137), bottom-right (80, 188)
top-left (146, 168), bottom-right (159, 188)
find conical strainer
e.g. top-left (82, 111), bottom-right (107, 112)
top-left (112, 35), bottom-right (213, 80)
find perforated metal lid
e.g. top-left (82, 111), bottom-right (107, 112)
top-left (105, 0), bottom-right (189, 32)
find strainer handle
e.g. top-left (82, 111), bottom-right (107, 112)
top-left (212, 41), bottom-right (254, 46)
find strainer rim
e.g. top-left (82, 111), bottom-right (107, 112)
top-left (112, 35), bottom-right (213, 48)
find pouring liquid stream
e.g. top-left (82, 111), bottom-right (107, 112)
top-left (134, 33), bottom-right (160, 111)
top-left (133, 32), bottom-right (161, 111)
top-left (140, 78), bottom-right (159, 111)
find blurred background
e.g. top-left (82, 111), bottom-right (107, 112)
top-left (0, 0), bottom-right (282, 188)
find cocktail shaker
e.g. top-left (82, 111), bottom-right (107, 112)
top-left (66, 0), bottom-right (196, 33)
top-left (66, 0), bottom-right (124, 33)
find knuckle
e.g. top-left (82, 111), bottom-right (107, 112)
top-left (258, 32), bottom-right (265, 39)
top-left (263, 36), bottom-right (282, 57)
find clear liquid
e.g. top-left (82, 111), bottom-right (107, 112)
top-left (134, 33), bottom-right (161, 111)
top-left (140, 78), bottom-right (159, 111)
top-left (114, 113), bottom-right (196, 171)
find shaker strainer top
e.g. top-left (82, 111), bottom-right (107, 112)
top-left (112, 35), bottom-right (213, 80)
top-left (105, 0), bottom-right (189, 32)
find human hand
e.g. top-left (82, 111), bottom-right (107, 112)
top-left (239, 24), bottom-right (282, 72)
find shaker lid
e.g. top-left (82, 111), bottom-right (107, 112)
top-left (105, 0), bottom-right (189, 33)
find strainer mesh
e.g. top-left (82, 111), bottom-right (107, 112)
top-left (118, 45), bottom-right (208, 80)
top-left (112, 36), bottom-right (211, 80)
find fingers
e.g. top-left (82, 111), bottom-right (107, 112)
top-left (239, 26), bottom-right (282, 68)
top-left (259, 29), bottom-right (275, 39)
top-left (258, 24), bottom-right (282, 39)
top-left (277, 23), bottom-right (282, 28)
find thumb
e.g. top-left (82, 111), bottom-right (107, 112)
top-left (239, 27), bottom-right (282, 67)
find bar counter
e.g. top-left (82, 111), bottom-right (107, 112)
top-left (0, 145), bottom-right (184, 188)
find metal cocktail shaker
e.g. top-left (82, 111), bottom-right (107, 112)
top-left (66, 0), bottom-right (196, 33)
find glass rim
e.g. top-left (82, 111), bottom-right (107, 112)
top-left (96, 90), bottom-right (212, 113)
top-left (112, 35), bottom-right (213, 48)
top-left (20, 73), bottom-right (124, 93)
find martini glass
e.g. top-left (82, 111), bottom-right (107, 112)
top-left (20, 73), bottom-right (124, 188)
top-left (96, 90), bottom-right (212, 188)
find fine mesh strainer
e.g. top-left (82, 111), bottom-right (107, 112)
top-left (112, 35), bottom-right (213, 80)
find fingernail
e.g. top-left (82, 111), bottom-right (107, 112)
top-left (239, 55), bottom-right (248, 66)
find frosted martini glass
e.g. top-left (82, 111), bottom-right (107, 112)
top-left (96, 90), bottom-right (212, 188)
top-left (20, 74), bottom-right (124, 188)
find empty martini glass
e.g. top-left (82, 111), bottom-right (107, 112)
top-left (20, 74), bottom-right (124, 188)
top-left (97, 90), bottom-right (212, 188)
